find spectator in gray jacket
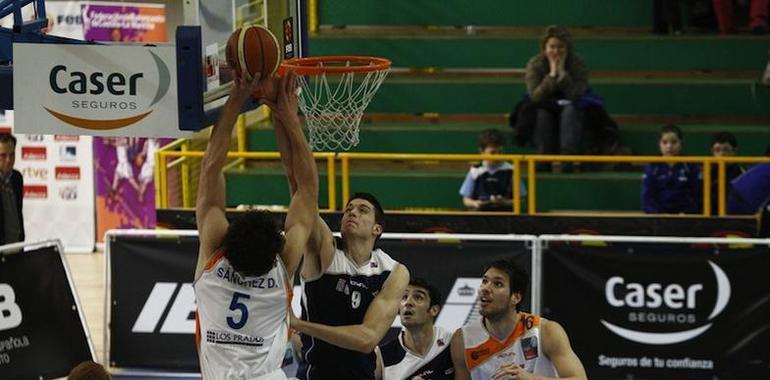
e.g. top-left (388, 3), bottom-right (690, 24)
top-left (525, 25), bottom-right (590, 157)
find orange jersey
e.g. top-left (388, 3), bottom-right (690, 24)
top-left (462, 312), bottom-right (557, 379)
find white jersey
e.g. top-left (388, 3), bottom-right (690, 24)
top-left (462, 312), bottom-right (556, 380)
top-left (380, 326), bottom-right (454, 380)
top-left (195, 251), bottom-right (292, 380)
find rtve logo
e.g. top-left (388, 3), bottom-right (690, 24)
top-left (601, 261), bottom-right (731, 345)
top-left (132, 282), bottom-right (195, 334)
top-left (0, 284), bottom-right (23, 331)
top-left (44, 50), bottom-right (170, 131)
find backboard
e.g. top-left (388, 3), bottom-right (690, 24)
top-left (183, 0), bottom-right (306, 118)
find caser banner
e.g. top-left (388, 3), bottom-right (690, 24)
top-left (107, 232), bottom-right (533, 372)
top-left (542, 244), bottom-right (770, 379)
top-left (0, 242), bottom-right (94, 379)
top-left (13, 43), bottom-right (189, 138)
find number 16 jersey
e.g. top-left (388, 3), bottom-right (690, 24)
top-left (195, 250), bottom-right (292, 380)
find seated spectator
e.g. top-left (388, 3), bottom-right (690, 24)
top-left (459, 129), bottom-right (526, 211)
top-left (713, 0), bottom-right (768, 34)
top-left (709, 131), bottom-right (745, 209)
top-left (727, 160), bottom-right (770, 214)
top-left (641, 125), bottom-right (703, 214)
top-left (511, 26), bottom-right (621, 168)
top-left (525, 25), bottom-right (589, 156)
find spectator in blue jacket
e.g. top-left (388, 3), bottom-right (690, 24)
top-left (709, 131), bottom-right (745, 209)
top-left (641, 125), bottom-right (703, 214)
top-left (459, 129), bottom-right (526, 211)
top-left (727, 163), bottom-right (770, 214)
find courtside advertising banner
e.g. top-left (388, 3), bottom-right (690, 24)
top-left (0, 242), bottom-right (94, 379)
top-left (542, 244), bottom-right (770, 379)
top-left (107, 232), bottom-right (533, 372)
top-left (13, 43), bottom-right (187, 138)
top-left (14, 133), bottom-right (95, 252)
top-left (109, 235), bottom-right (200, 370)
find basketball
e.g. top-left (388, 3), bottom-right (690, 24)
top-left (225, 25), bottom-right (282, 82)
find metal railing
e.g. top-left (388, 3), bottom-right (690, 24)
top-left (155, 150), bottom-right (770, 216)
top-left (156, 150), bottom-right (337, 211)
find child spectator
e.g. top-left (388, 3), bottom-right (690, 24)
top-left (459, 129), bottom-right (526, 211)
top-left (641, 125), bottom-right (703, 214)
top-left (710, 131), bottom-right (745, 210)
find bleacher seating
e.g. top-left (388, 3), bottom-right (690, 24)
top-left (226, 2), bottom-right (770, 212)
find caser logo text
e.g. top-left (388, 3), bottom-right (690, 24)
top-left (601, 261), bottom-right (730, 345)
top-left (44, 50), bottom-right (170, 131)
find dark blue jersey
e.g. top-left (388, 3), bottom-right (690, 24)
top-left (298, 247), bottom-right (399, 380)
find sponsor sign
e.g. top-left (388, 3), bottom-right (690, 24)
top-left (542, 245), bottom-right (770, 379)
top-left (13, 43), bottom-right (186, 137)
top-left (0, 243), bottom-right (93, 379)
top-left (14, 134), bottom-right (95, 253)
top-left (20, 147), bottom-right (46, 161)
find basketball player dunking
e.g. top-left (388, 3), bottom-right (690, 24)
top-left (450, 260), bottom-right (587, 380)
top-left (194, 71), bottom-right (315, 380)
top-left (289, 190), bottom-right (410, 378)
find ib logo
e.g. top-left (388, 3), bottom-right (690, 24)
top-left (0, 284), bottom-right (23, 331)
top-left (601, 260), bottom-right (731, 345)
top-left (44, 49), bottom-right (171, 131)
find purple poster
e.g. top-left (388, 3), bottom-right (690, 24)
top-left (82, 2), bottom-right (167, 43)
top-left (94, 138), bottom-right (168, 238)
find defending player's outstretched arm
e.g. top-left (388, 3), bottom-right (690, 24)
top-left (291, 263), bottom-right (410, 353)
top-left (194, 74), bottom-right (264, 280)
top-left (266, 71), bottom-right (319, 277)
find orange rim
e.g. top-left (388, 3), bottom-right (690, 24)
top-left (279, 55), bottom-right (391, 75)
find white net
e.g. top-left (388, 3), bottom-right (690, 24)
top-left (294, 64), bottom-right (389, 151)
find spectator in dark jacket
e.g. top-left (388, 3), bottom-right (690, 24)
top-left (0, 133), bottom-right (24, 245)
top-left (727, 163), bottom-right (770, 214)
top-left (641, 125), bottom-right (703, 214)
top-left (709, 131), bottom-right (745, 210)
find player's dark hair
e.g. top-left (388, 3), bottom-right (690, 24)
top-left (478, 129), bottom-right (505, 150)
top-left (409, 277), bottom-right (443, 308)
top-left (347, 192), bottom-right (385, 228)
top-left (711, 131), bottom-right (737, 149)
top-left (222, 210), bottom-right (284, 276)
top-left (68, 361), bottom-right (111, 380)
top-left (484, 259), bottom-right (529, 300)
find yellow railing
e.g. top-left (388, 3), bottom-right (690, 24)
top-left (156, 151), bottom-right (336, 211)
top-left (156, 150), bottom-right (770, 217)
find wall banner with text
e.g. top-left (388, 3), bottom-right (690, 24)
top-left (542, 244), bottom-right (770, 379)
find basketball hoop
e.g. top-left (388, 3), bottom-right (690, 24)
top-left (279, 56), bottom-right (391, 151)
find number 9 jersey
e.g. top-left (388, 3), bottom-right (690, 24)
top-left (194, 250), bottom-right (292, 380)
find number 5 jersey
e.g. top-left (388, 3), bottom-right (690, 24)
top-left (194, 250), bottom-right (292, 380)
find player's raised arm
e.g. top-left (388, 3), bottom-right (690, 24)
top-left (450, 329), bottom-right (471, 380)
top-left (195, 74), bottom-right (264, 280)
top-left (265, 71), bottom-right (319, 277)
top-left (291, 263), bottom-right (410, 353)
